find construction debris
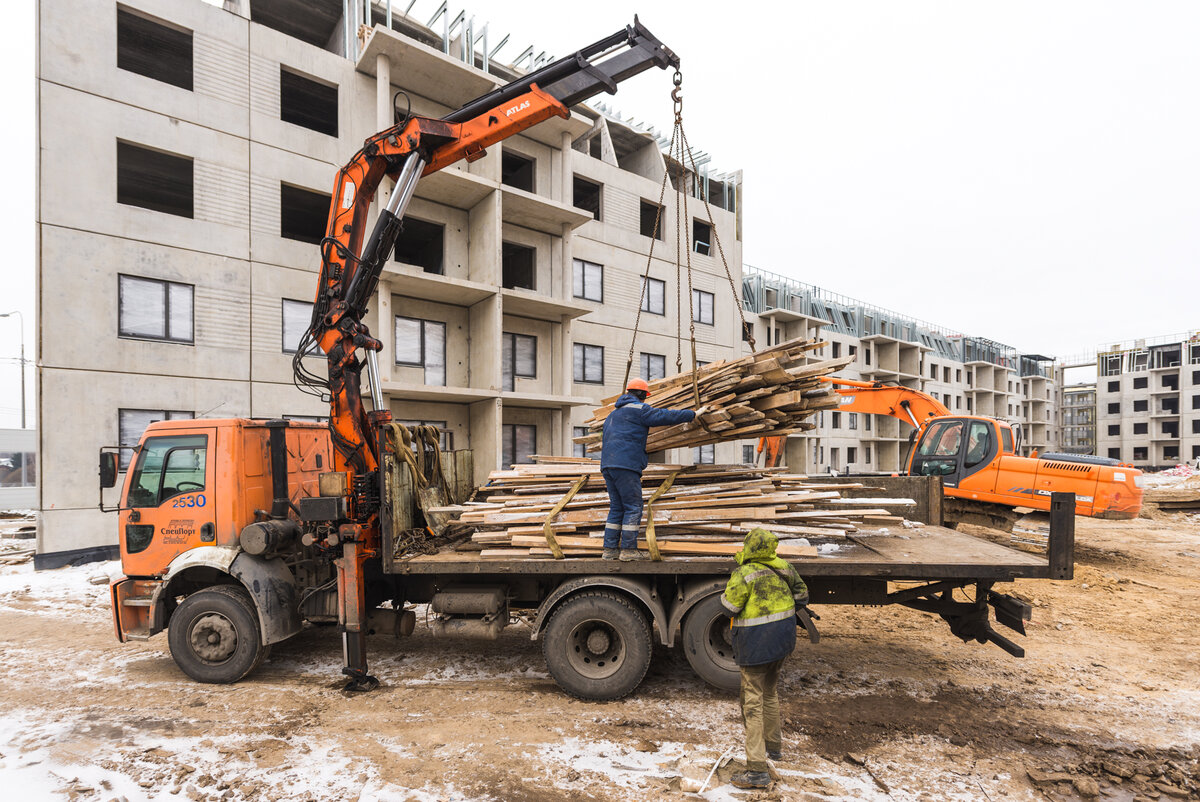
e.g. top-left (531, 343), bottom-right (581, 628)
top-left (574, 336), bottom-right (853, 454)
top-left (437, 458), bottom-right (914, 560)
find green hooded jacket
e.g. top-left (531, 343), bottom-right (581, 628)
top-left (721, 527), bottom-right (808, 626)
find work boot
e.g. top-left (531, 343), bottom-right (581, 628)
top-left (767, 748), bottom-right (782, 761)
top-left (731, 770), bottom-right (771, 789)
top-left (601, 548), bottom-right (620, 560)
top-left (619, 548), bottom-right (648, 561)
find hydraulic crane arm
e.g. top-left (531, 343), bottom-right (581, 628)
top-left (818, 377), bottom-right (951, 430)
top-left (294, 18), bottom-right (679, 484)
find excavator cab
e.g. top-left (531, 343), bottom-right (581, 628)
top-left (910, 418), bottom-right (1003, 487)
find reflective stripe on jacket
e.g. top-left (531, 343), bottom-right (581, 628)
top-left (722, 528), bottom-right (809, 666)
top-left (600, 393), bottom-right (695, 473)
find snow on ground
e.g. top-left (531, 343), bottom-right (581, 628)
top-left (0, 558), bottom-right (117, 614)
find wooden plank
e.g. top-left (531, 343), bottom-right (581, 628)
top-left (510, 534), bottom-right (817, 557)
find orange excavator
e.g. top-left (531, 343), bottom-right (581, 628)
top-left (814, 378), bottom-right (1145, 529)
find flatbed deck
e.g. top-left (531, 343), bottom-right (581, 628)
top-left (394, 524), bottom-right (1050, 581)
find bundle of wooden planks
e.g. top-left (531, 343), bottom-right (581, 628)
top-left (434, 458), bottom-right (914, 560)
top-left (573, 336), bottom-right (854, 454)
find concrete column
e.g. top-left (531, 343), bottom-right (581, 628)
top-left (470, 398), bottom-right (502, 481)
top-left (559, 131), bottom-right (573, 205)
top-left (376, 283), bottom-right (392, 383)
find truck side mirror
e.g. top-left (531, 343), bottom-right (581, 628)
top-left (99, 452), bottom-right (118, 489)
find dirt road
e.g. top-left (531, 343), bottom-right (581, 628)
top-left (1, 513), bottom-right (1197, 801)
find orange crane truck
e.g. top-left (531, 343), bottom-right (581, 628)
top-left (820, 378), bottom-right (1145, 529)
top-left (100, 21), bottom-right (1081, 699)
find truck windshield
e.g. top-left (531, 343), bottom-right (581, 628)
top-left (127, 434), bottom-right (207, 508)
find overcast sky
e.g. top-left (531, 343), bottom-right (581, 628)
top-left (2, 1), bottom-right (1197, 427)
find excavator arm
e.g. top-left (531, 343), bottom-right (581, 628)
top-left (818, 377), bottom-right (951, 430)
top-left (290, 18), bottom-right (679, 690)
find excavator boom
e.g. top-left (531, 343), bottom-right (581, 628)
top-left (819, 377), bottom-right (950, 429)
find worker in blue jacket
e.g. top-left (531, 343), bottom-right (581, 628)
top-left (600, 378), bottom-right (698, 561)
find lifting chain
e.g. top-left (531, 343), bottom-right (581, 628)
top-left (622, 71), bottom-right (748, 436)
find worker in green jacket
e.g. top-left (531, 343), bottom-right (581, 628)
top-left (721, 527), bottom-right (808, 790)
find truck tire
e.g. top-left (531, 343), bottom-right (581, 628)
top-left (541, 590), bottom-right (652, 701)
top-left (167, 584), bottom-right (266, 684)
top-left (681, 594), bottom-right (740, 692)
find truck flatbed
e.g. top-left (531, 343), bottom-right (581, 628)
top-left (394, 524), bottom-right (1049, 582)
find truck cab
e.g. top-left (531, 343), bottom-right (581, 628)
top-left (105, 418), bottom-right (333, 681)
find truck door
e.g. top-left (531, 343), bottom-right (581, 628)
top-left (120, 428), bottom-right (217, 577)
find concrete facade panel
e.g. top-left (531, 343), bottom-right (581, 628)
top-left (39, 82), bottom-right (250, 258)
top-left (40, 226), bottom-right (249, 380)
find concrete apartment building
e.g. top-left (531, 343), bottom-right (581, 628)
top-left (1059, 384), bottom-right (1097, 455)
top-left (1092, 332), bottom-right (1200, 469)
top-left (36, 0), bottom-right (745, 563)
top-left (741, 267), bottom-right (1060, 473)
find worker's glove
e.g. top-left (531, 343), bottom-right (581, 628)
top-left (693, 405), bottom-right (710, 418)
top-left (793, 592), bottom-right (810, 607)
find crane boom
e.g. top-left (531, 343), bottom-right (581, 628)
top-left (288, 18), bottom-right (679, 689)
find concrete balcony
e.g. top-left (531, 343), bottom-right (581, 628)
top-left (501, 186), bottom-right (591, 235)
top-left (501, 288), bottom-right (592, 322)
top-left (381, 383), bottom-right (500, 404)
top-left (358, 26), bottom-right (498, 111)
top-left (414, 168), bottom-right (496, 210)
top-left (381, 268), bottom-right (496, 306)
top-left (502, 392), bottom-right (594, 410)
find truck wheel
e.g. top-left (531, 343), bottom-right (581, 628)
top-left (681, 594), bottom-right (740, 692)
top-left (167, 585), bottom-right (265, 684)
top-left (542, 591), bottom-right (652, 701)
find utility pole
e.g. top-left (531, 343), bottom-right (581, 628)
top-left (0, 310), bottom-right (26, 429)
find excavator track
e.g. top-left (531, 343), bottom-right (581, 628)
top-left (942, 498), bottom-right (1022, 533)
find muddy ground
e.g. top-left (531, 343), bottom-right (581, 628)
top-left (0, 512), bottom-right (1197, 801)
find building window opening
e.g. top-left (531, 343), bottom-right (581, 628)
top-left (639, 199), bottom-right (664, 240)
top-left (640, 277), bottom-right (665, 315)
top-left (501, 151), bottom-right (535, 192)
top-left (118, 275), bottom-right (194, 344)
top-left (281, 299), bottom-right (314, 354)
top-left (394, 218), bottom-right (445, 274)
top-left (502, 242), bottom-right (536, 290)
top-left (692, 219), bottom-right (712, 255)
top-left (692, 289), bottom-right (714, 325)
top-left (573, 343), bottom-right (604, 384)
top-left (394, 316), bottom-right (447, 386)
top-left (640, 352), bottom-right (666, 382)
top-left (280, 184), bottom-right (330, 244)
top-left (502, 423), bottom-right (536, 466)
top-left (573, 259), bottom-right (603, 302)
top-left (280, 67), bottom-right (338, 137)
top-left (502, 332), bottom-right (537, 391)
top-left (573, 176), bottom-right (601, 220)
top-left (117, 141), bottom-right (193, 218)
top-left (117, 8), bottom-right (193, 90)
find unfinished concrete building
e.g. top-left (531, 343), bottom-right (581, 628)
top-left (1060, 384), bottom-right (1097, 455)
top-left (741, 267), bottom-right (1060, 473)
top-left (1093, 332), bottom-right (1200, 469)
top-left (35, 0), bottom-right (744, 564)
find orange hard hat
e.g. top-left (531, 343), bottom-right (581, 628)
top-left (626, 378), bottom-right (650, 393)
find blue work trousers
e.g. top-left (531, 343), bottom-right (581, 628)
top-left (602, 468), bottom-right (643, 549)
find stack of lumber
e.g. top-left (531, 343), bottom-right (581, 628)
top-left (433, 458), bottom-right (915, 560)
top-left (574, 336), bottom-right (853, 454)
